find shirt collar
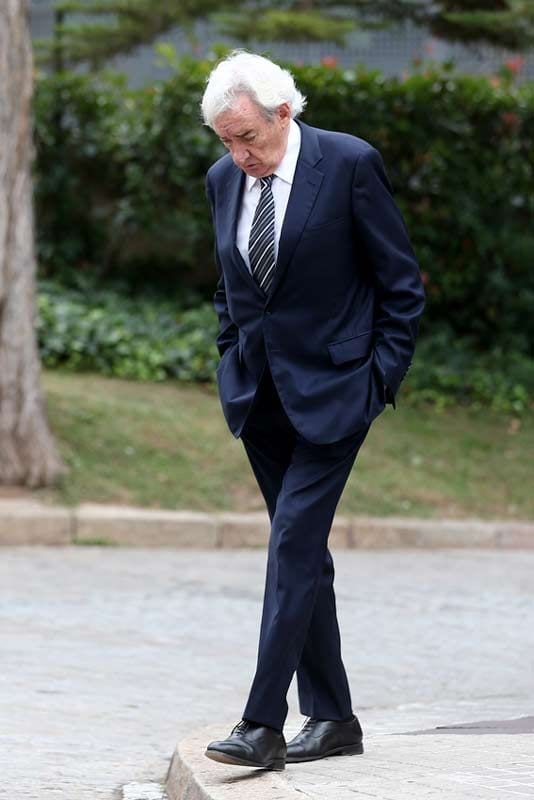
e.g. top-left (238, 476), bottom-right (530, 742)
top-left (245, 118), bottom-right (301, 192)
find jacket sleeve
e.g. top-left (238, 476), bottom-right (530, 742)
top-left (352, 146), bottom-right (425, 404)
top-left (205, 175), bottom-right (239, 359)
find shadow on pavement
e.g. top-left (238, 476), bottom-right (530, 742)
top-left (403, 716), bottom-right (534, 735)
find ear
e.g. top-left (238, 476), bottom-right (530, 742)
top-left (276, 102), bottom-right (292, 125)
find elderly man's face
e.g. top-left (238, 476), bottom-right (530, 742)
top-left (213, 94), bottom-right (291, 178)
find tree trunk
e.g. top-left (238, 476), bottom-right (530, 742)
top-left (0, 0), bottom-right (65, 487)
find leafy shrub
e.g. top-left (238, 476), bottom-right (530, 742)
top-left (33, 65), bottom-right (219, 294)
top-left (405, 326), bottom-right (534, 413)
top-left (37, 280), bottom-right (219, 382)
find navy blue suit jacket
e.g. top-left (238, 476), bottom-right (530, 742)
top-left (205, 119), bottom-right (425, 445)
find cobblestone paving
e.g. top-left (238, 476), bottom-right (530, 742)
top-left (1, 548), bottom-right (533, 799)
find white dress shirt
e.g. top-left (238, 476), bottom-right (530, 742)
top-left (236, 118), bottom-right (301, 272)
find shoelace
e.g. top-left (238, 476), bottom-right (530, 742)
top-left (231, 719), bottom-right (250, 735)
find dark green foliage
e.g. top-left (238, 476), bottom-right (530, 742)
top-left (405, 326), bottom-right (534, 413)
top-left (434, 1), bottom-right (534, 50)
top-left (36, 281), bottom-right (533, 412)
top-left (34, 58), bottom-right (534, 359)
top-left (34, 62), bottom-right (220, 293)
top-left (37, 280), bottom-right (219, 381)
top-left (214, 9), bottom-right (355, 45)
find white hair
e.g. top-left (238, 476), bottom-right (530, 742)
top-left (201, 50), bottom-right (307, 129)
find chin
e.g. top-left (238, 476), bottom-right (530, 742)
top-left (248, 166), bottom-right (273, 179)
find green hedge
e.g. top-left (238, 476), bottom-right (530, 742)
top-left (37, 281), bottom-right (533, 412)
top-left (37, 280), bottom-right (219, 382)
top-left (33, 57), bottom-right (534, 355)
top-left (33, 66), bottom-right (217, 295)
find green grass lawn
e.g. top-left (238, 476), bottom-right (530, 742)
top-left (34, 370), bottom-right (534, 520)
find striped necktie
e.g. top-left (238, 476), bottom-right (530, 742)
top-left (248, 174), bottom-right (276, 294)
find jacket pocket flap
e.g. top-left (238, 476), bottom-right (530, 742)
top-left (327, 330), bottom-right (373, 365)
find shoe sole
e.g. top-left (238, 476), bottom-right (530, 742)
top-left (286, 741), bottom-right (364, 763)
top-left (205, 749), bottom-right (285, 770)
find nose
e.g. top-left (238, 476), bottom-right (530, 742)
top-left (231, 142), bottom-right (250, 165)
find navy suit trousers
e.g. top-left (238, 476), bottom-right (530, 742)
top-left (240, 362), bottom-right (370, 731)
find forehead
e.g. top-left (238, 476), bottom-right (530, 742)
top-left (213, 95), bottom-right (267, 137)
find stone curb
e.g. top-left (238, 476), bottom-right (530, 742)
top-left (166, 720), bottom-right (534, 800)
top-left (165, 725), bottom-right (302, 800)
top-left (0, 499), bottom-right (532, 547)
top-left (0, 499), bottom-right (74, 546)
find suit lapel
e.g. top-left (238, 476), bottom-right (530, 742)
top-left (267, 121), bottom-right (324, 301)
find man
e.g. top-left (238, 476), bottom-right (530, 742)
top-left (201, 50), bottom-right (425, 771)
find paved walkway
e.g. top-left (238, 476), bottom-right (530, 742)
top-left (172, 714), bottom-right (534, 800)
top-left (1, 548), bottom-right (533, 799)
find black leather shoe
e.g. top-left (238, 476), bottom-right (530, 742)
top-left (205, 719), bottom-right (286, 770)
top-left (286, 714), bottom-right (364, 763)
